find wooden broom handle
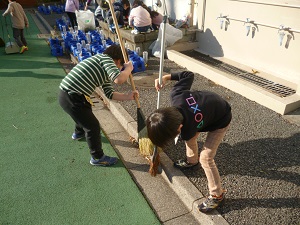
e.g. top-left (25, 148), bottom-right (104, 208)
top-left (107, 0), bottom-right (141, 108)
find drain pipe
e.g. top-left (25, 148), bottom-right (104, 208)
top-left (188, 0), bottom-right (195, 27)
top-left (199, 0), bottom-right (206, 32)
top-left (188, 0), bottom-right (206, 31)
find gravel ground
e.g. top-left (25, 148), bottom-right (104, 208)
top-left (39, 12), bottom-right (300, 225)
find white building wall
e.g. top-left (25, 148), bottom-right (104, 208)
top-left (195, 0), bottom-right (300, 87)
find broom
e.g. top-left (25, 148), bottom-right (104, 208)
top-left (107, 0), bottom-right (162, 176)
top-left (137, 0), bottom-right (169, 176)
top-left (148, 0), bottom-right (169, 176)
top-left (107, 0), bottom-right (146, 139)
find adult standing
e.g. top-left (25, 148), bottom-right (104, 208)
top-left (2, 0), bottom-right (29, 54)
top-left (65, 0), bottom-right (79, 29)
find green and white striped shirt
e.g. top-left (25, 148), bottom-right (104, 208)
top-left (59, 54), bottom-right (120, 99)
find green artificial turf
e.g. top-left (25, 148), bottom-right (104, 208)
top-left (0, 12), bottom-right (160, 225)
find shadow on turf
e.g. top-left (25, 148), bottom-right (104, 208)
top-left (0, 70), bottom-right (63, 79)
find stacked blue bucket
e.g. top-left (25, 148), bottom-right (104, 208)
top-left (59, 26), bottom-right (113, 62)
top-left (38, 4), bottom-right (65, 15)
top-left (128, 49), bottom-right (146, 73)
top-left (49, 37), bottom-right (63, 57)
top-left (50, 21), bottom-right (146, 72)
top-left (56, 16), bottom-right (69, 32)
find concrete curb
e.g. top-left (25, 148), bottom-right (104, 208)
top-left (34, 11), bottom-right (53, 33)
top-left (95, 88), bottom-right (229, 225)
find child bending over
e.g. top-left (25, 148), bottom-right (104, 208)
top-left (129, 0), bottom-right (152, 34)
top-left (59, 45), bottom-right (138, 167)
top-left (146, 71), bottom-right (231, 212)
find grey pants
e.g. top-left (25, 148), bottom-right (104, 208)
top-left (13, 28), bottom-right (27, 47)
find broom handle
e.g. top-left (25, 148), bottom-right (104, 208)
top-left (151, 0), bottom-right (168, 167)
top-left (107, 0), bottom-right (141, 108)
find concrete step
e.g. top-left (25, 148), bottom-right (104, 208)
top-left (166, 49), bottom-right (300, 115)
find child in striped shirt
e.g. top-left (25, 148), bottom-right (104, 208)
top-left (59, 45), bottom-right (137, 167)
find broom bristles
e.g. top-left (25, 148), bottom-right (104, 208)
top-left (138, 127), bottom-right (162, 177)
top-left (138, 127), bottom-right (162, 156)
top-left (149, 153), bottom-right (160, 176)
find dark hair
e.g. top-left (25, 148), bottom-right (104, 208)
top-left (103, 44), bottom-right (128, 65)
top-left (146, 107), bottom-right (183, 148)
top-left (132, 0), bottom-right (141, 7)
top-left (132, 0), bottom-right (151, 13)
top-left (121, 0), bottom-right (130, 7)
top-left (150, 10), bottom-right (159, 18)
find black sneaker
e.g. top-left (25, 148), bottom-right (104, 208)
top-left (174, 159), bottom-right (199, 170)
top-left (198, 190), bottom-right (227, 213)
top-left (72, 132), bottom-right (85, 140)
top-left (90, 155), bottom-right (118, 167)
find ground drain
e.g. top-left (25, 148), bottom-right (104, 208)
top-left (181, 50), bottom-right (296, 98)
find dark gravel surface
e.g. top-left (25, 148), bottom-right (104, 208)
top-left (39, 11), bottom-right (300, 225)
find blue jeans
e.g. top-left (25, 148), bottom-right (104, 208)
top-left (134, 25), bottom-right (150, 32)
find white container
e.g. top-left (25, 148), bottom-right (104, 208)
top-left (86, 44), bottom-right (90, 52)
top-left (61, 41), bottom-right (65, 53)
top-left (102, 40), bottom-right (106, 49)
top-left (135, 47), bottom-right (140, 55)
top-left (143, 51), bottom-right (148, 64)
top-left (86, 33), bottom-right (91, 43)
top-left (76, 43), bottom-right (82, 55)
top-left (81, 40), bottom-right (86, 48)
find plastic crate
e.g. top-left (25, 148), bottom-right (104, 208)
top-left (51, 45), bottom-right (63, 56)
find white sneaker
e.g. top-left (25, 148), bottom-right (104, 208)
top-left (131, 29), bottom-right (140, 34)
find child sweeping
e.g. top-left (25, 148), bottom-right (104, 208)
top-left (146, 71), bottom-right (232, 212)
top-left (59, 45), bottom-right (138, 167)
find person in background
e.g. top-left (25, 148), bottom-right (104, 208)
top-left (58, 45), bottom-right (138, 167)
top-left (146, 71), bottom-right (232, 213)
top-left (150, 10), bottom-right (163, 30)
top-left (2, 0), bottom-right (29, 54)
top-left (106, 0), bottom-right (130, 33)
top-left (84, 0), bottom-right (97, 12)
top-left (128, 0), bottom-right (152, 34)
top-left (65, 0), bottom-right (79, 29)
top-left (94, 0), bottom-right (109, 22)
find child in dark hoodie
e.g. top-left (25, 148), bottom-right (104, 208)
top-left (146, 71), bottom-right (232, 213)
